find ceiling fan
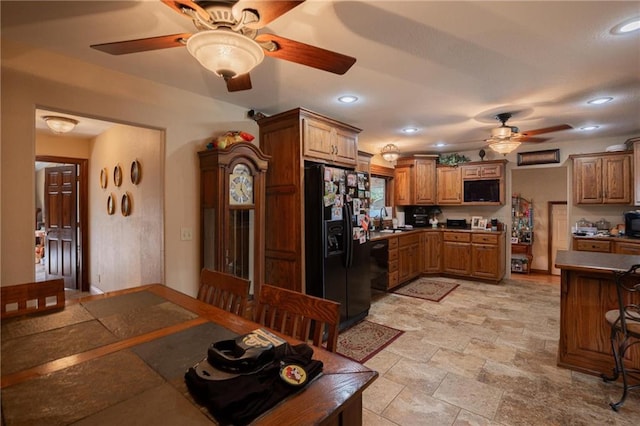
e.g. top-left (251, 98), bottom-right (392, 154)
top-left (483, 112), bottom-right (572, 154)
top-left (90, 0), bottom-right (356, 92)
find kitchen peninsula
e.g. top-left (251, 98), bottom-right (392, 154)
top-left (555, 250), bottom-right (640, 377)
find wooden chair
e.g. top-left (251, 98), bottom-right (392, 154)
top-left (601, 264), bottom-right (640, 411)
top-left (198, 268), bottom-right (251, 318)
top-left (255, 284), bottom-right (340, 352)
top-left (1, 279), bottom-right (65, 319)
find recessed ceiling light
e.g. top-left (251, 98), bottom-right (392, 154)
top-left (580, 125), bottom-right (600, 131)
top-left (338, 95), bottom-right (358, 103)
top-left (587, 97), bottom-right (613, 105)
top-left (611, 17), bottom-right (640, 34)
top-left (402, 127), bottom-right (418, 134)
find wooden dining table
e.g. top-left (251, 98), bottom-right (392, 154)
top-left (0, 284), bottom-right (378, 425)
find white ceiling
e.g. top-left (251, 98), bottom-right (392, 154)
top-left (3, 1), bottom-right (640, 155)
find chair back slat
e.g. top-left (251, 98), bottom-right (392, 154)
top-left (1, 279), bottom-right (65, 319)
top-left (255, 284), bottom-right (340, 352)
top-left (198, 269), bottom-right (251, 318)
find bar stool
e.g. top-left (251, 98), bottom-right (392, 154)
top-left (601, 264), bottom-right (640, 411)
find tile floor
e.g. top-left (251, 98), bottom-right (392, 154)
top-left (361, 274), bottom-right (640, 425)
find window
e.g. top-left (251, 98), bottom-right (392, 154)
top-left (370, 176), bottom-right (387, 218)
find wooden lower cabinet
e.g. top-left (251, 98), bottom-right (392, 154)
top-left (471, 233), bottom-right (504, 280)
top-left (573, 237), bottom-right (640, 255)
top-left (388, 237), bottom-right (399, 289)
top-left (442, 232), bottom-right (471, 275)
top-left (559, 268), bottom-right (640, 376)
top-left (614, 241), bottom-right (640, 255)
top-left (422, 231), bottom-right (441, 273)
top-left (398, 233), bottom-right (420, 283)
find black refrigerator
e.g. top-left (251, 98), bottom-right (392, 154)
top-left (304, 163), bottom-right (372, 330)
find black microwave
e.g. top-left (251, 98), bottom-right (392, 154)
top-left (624, 211), bottom-right (640, 238)
top-left (463, 179), bottom-right (500, 203)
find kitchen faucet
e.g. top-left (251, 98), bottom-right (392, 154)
top-left (379, 207), bottom-right (387, 228)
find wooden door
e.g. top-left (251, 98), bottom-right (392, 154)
top-left (45, 165), bottom-right (77, 289)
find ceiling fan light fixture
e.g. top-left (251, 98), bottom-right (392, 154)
top-left (42, 116), bottom-right (79, 134)
top-left (381, 143), bottom-right (400, 162)
top-left (186, 30), bottom-right (264, 79)
top-left (488, 139), bottom-right (521, 155)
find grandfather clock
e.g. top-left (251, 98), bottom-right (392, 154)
top-left (198, 143), bottom-right (270, 296)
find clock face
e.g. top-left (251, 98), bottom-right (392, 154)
top-left (229, 164), bottom-right (254, 205)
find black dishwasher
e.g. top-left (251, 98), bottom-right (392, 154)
top-left (370, 239), bottom-right (389, 290)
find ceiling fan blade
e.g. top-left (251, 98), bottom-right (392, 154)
top-left (226, 73), bottom-right (253, 92)
top-left (255, 33), bottom-right (356, 75)
top-left (162, 1), bottom-right (211, 22)
top-left (522, 124), bottom-right (572, 137)
top-left (520, 136), bottom-right (549, 143)
top-left (233, 0), bottom-right (305, 29)
top-left (91, 33), bottom-right (191, 55)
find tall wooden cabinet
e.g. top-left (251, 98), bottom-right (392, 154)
top-left (394, 155), bottom-right (438, 206)
top-left (257, 108), bottom-right (361, 291)
top-left (198, 143), bottom-right (270, 296)
top-left (571, 151), bottom-right (633, 204)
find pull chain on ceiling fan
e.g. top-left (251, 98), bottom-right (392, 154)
top-left (90, 0), bottom-right (356, 92)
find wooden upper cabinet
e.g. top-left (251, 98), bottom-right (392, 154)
top-left (572, 152), bottom-right (633, 204)
top-left (394, 156), bottom-right (437, 206)
top-left (437, 166), bottom-right (462, 204)
top-left (461, 163), bottom-right (502, 179)
top-left (302, 114), bottom-right (359, 167)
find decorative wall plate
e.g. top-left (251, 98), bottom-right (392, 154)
top-left (100, 168), bottom-right (108, 189)
top-left (131, 159), bottom-right (141, 185)
top-left (107, 194), bottom-right (115, 215)
top-left (121, 192), bottom-right (131, 216)
top-left (114, 164), bottom-right (123, 187)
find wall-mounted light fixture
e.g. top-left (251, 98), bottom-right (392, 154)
top-left (42, 116), bottom-right (79, 134)
top-left (381, 143), bottom-right (400, 162)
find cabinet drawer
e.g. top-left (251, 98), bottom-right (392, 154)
top-left (472, 233), bottom-right (498, 244)
top-left (443, 232), bottom-right (471, 242)
top-left (388, 249), bottom-right (399, 262)
top-left (614, 241), bottom-right (640, 255)
top-left (399, 233), bottom-right (420, 247)
top-left (575, 240), bottom-right (611, 253)
top-left (388, 259), bottom-right (398, 273)
top-left (388, 237), bottom-right (399, 249)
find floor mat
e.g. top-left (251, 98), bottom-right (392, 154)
top-left (336, 320), bottom-right (404, 363)
top-left (392, 278), bottom-right (459, 302)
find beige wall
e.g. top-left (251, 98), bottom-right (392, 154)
top-left (89, 124), bottom-right (163, 292)
top-left (1, 39), bottom-right (259, 296)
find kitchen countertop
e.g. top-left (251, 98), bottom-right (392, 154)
top-left (555, 249), bottom-right (640, 274)
top-left (369, 227), bottom-right (504, 240)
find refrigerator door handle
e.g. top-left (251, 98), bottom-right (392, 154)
top-left (344, 203), bottom-right (353, 268)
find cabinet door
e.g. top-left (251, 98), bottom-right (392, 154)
top-left (334, 128), bottom-right (358, 166)
top-left (471, 243), bottom-right (499, 279)
top-left (614, 241), bottom-right (640, 255)
top-left (602, 155), bottom-right (631, 204)
top-left (415, 159), bottom-right (437, 204)
top-left (437, 167), bottom-right (462, 204)
top-left (398, 245), bottom-right (412, 283)
top-left (423, 232), bottom-right (441, 273)
top-left (394, 165), bottom-right (413, 206)
top-left (635, 141), bottom-right (640, 206)
top-left (442, 241), bottom-right (470, 274)
top-left (302, 117), bottom-right (335, 162)
top-left (574, 157), bottom-right (602, 204)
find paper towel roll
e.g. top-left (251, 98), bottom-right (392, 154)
top-left (396, 212), bottom-right (405, 227)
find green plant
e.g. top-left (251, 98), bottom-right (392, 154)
top-left (438, 153), bottom-right (470, 166)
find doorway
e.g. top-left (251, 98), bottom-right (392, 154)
top-left (35, 155), bottom-right (88, 291)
